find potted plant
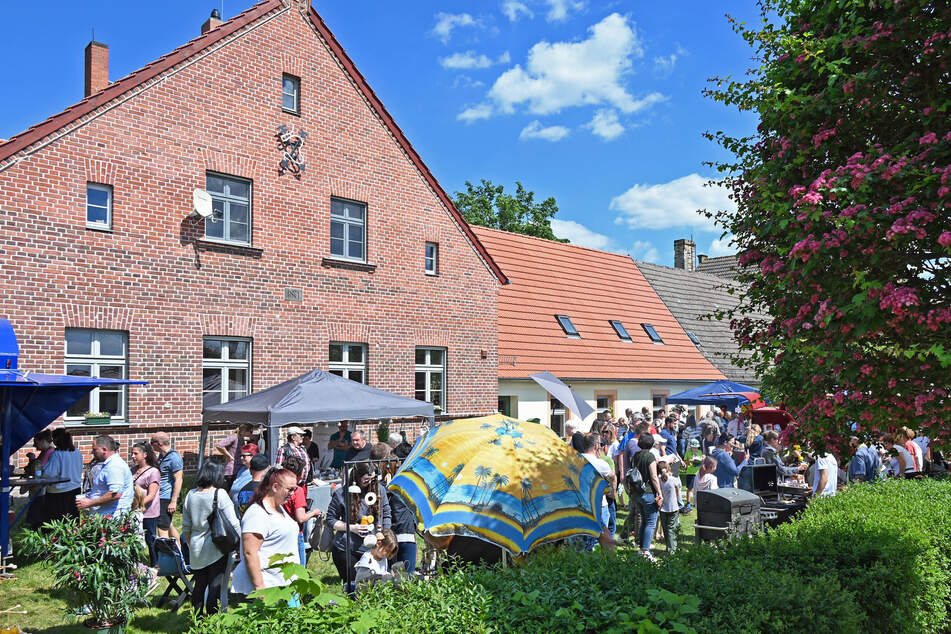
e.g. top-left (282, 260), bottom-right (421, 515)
top-left (83, 412), bottom-right (111, 426)
top-left (20, 513), bottom-right (152, 633)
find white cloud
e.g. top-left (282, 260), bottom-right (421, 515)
top-left (628, 240), bottom-right (660, 263)
top-left (545, 0), bottom-right (584, 22)
top-left (653, 46), bottom-right (686, 75)
top-left (502, 0), bottom-right (533, 21)
top-left (550, 220), bottom-right (660, 262)
top-left (610, 173), bottom-right (735, 231)
top-left (707, 236), bottom-right (738, 257)
top-left (441, 51), bottom-right (492, 70)
top-left (479, 13), bottom-right (664, 118)
top-left (519, 120), bottom-right (570, 141)
top-left (585, 108), bottom-right (624, 140)
top-left (457, 103), bottom-right (494, 123)
top-left (551, 219), bottom-right (613, 249)
top-left (431, 13), bottom-right (478, 44)
top-left (453, 75), bottom-right (485, 89)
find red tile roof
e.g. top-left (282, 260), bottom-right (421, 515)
top-left (0, 0), bottom-right (507, 285)
top-left (472, 227), bottom-right (727, 382)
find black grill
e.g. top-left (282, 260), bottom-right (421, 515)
top-left (695, 488), bottom-right (761, 542)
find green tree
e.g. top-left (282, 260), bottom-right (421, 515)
top-left (454, 179), bottom-right (567, 241)
top-left (706, 0), bottom-right (951, 451)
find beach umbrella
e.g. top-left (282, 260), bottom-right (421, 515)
top-left (528, 371), bottom-right (595, 421)
top-left (389, 414), bottom-right (608, 555)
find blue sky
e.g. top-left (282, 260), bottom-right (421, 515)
top-left (1, 1), bottom-right (760, 265)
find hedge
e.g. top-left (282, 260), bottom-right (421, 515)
top-left (194, 478), bottom-right (951, 633)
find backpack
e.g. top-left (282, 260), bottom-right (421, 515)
top-left (625, 460), bottom-right (648, 496)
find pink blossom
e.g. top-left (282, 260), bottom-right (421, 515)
top-left (920, 132), bottom-right (938, 145)
top-left (843, 80), bottom-right (855, 94)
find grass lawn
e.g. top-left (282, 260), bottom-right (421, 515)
top-left (0, 492), bottom-right (698, 633)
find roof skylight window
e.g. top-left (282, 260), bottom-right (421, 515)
top-left (555, 315), bottom-right (580, 338)
top-left (610, 320), bottom-right (632, 342)
top-left (687, 331), bottom-right (702, 346)
top-left (641, 323), bottom-right (664, 344)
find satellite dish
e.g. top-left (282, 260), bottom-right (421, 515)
top-left (191, 189), bottom-right (213, 219)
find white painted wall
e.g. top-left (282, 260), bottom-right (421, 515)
top-left (499, 379), bottom-right (713, 433)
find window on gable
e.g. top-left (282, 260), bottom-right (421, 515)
top-left (641, 323), bottom-right (664, 344)
top-left (609, 320), bottom-right (632, 342)
top-left (329, 342), bottom-right (367, 384)
top-left (206, 173), bottom-right (251, 246)
top-left (687, 331), bottom-right (702, 346)
top-left (425, 242), bottom-right (439, 275)
top-left (86, 183), bottom-right (113, 230)
top-left (282, 74), bottom-right (300, 114)
top-left (555, 315), bottom-right (580, 338)
top-left (330, 198), bottom-right (366, 261)
top-left (65, 328), bottom-right (128, 422)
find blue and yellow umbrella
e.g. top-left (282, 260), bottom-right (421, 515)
top-left (389, 414), bottom-right (608, 555)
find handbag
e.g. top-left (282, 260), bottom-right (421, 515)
top-left (208, 489), bottom-right (240, 553)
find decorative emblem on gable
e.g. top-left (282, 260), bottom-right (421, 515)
top-left (276, 125), bottom-right (307, 179)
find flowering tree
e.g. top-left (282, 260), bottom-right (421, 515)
top-left (706, 0), bottom-right (951, 451)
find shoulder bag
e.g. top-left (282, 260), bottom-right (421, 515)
top-left (208, 489), bottom-right (240, 553)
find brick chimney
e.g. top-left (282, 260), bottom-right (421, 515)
top-left (84, 41), bottom-right (109, 97)
top-left (673, 239), bottom-right (696, 271)
top-left (201, 9), bottom-right (223, 34)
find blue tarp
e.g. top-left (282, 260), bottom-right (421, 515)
top-left (667, 380), bottom-right (759, 408)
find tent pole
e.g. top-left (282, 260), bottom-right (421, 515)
top-left (343, 462), bottom-right (351, 594)
top-left (197, 419), bottom-right (209, 471)
top-left (0, 389), bottom-right (11, 565)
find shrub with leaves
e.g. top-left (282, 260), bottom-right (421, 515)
top-left (20, 513), bottom-right (151, 627)
top-left (705, 0), bottom-right (951, 452)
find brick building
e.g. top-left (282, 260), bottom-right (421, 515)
top-left (0, 0), bottom-right (505, 466)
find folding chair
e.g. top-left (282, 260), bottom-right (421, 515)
top-left (154, 537), bottom-right (193, 611)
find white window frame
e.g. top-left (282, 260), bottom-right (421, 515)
top-left (64, 328), bottom-right (128, 423)
top-left (86, 182), bottom-right (113, 230)
top-left (202, 336), bottom-right (252, 408)
top-left (205, 172), bottom-right (252, 246)
top-left (282, 74), bottom-right (300, 114)
top-left (330, 197), bottom-right (367, 262)
top-left (425, 242), bottom-right (439, 275)
top-left (415, 347), bottom-right (446, 411)
top-left (328, 342), bottom-right (367, 384)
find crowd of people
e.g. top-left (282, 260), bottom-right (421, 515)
top-left (564, 406), bottom-right (940, 562)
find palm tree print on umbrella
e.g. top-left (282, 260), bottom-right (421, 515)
top-left (430, 462), bottom-right (466, 503)
top-left (521, 477), bottom-right (538, 525)
top-left (471, 465), bottom-right (493, 505)
top-left (484, 473), bottom-right (509, 506)
top-left (561, 474), bottom-right (585, 507)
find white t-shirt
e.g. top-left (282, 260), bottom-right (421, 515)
top-left (694, 473), bottom-right (718, 492)
top-left (231, 502), bottom-right (300, 595)
top-left (894, 445), bottom-right (915, 473)
top-left (813, 454), bottom-right (839, 497)
top-left (913, 436), bottom-right (930, 458)
top-left (583, 453), bottom-right (612, 508)
top-left (608, 441), bottom-right (622, 460)
top-left (659, 476), bottom-right (680, 513)
top-left (355, 550), bottom-right (389, 576)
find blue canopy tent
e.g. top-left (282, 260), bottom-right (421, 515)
top-left (667, 380), bottom-right (760, 409)
top-left (0, 319), bottom-right (146, 564)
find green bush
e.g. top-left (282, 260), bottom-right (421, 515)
top-left (195, 479), bottom-right (951, 633)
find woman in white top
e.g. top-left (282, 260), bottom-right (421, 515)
top-left (32, 429), bottom-right (83, 525)
top-left (231, 467), bottom-right (300, 598)
top-left (181, 461), bottom-right (240, 614)
top-left (881, 434), bottom-right (915, 477)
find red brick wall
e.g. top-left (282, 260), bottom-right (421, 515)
top-left (0, 5), bottom-right (499, 468)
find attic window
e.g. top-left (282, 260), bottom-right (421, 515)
top-left (641, 323), bottom-right (664, 344)
top-left (555, 315), bottom-right (580, 338)
top-left (609, 320), bottom-right (632, 342)
top-left (687, 331), bottom-right (702, 346)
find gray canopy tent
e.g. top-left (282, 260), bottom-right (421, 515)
top-left (200, 369), bottom-right (435, 467)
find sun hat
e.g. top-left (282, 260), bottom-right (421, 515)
top-left (285, 425), bottom-right (305, 436)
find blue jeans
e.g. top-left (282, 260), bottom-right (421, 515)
top-left (297, 531), bottom-right (306, 565)
top-left (607, 499), bottom-right (617, 540)
top-left (393, 541), bottom-right (417, 575)
top-left (636, 492), bottom-right (660, 551)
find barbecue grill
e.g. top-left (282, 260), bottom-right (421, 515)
top-left (738, 463), bottom-right (807, 528)
top-left (695, 488), bottom-right (761, 542)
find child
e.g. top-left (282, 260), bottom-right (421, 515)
top-left (680, 438), bottom-right (703, 513)
top-left (657, 463), bottom-right (681, 555)
top-left (130, 484), bottom-right (147, 551)
top-left (355, 529), bottom-right (398, 588)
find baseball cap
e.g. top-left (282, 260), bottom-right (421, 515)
top-left (689, 438), bottom-right (701, 448)
top-left (249, 454), bottom-right (270, 471)
top-left (285, 426), bottom-right (305, 436)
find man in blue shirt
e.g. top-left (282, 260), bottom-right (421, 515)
top-left (327, 421), bottom-right (352, 469)
top-left (848, 436), bottom-right (881, 483)
top-left (711, 435), bottom-right (748, 488)
top-left (76, 435), bottom-right (133, 516)
top-left (151, 432), bottom-right (183, 539)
